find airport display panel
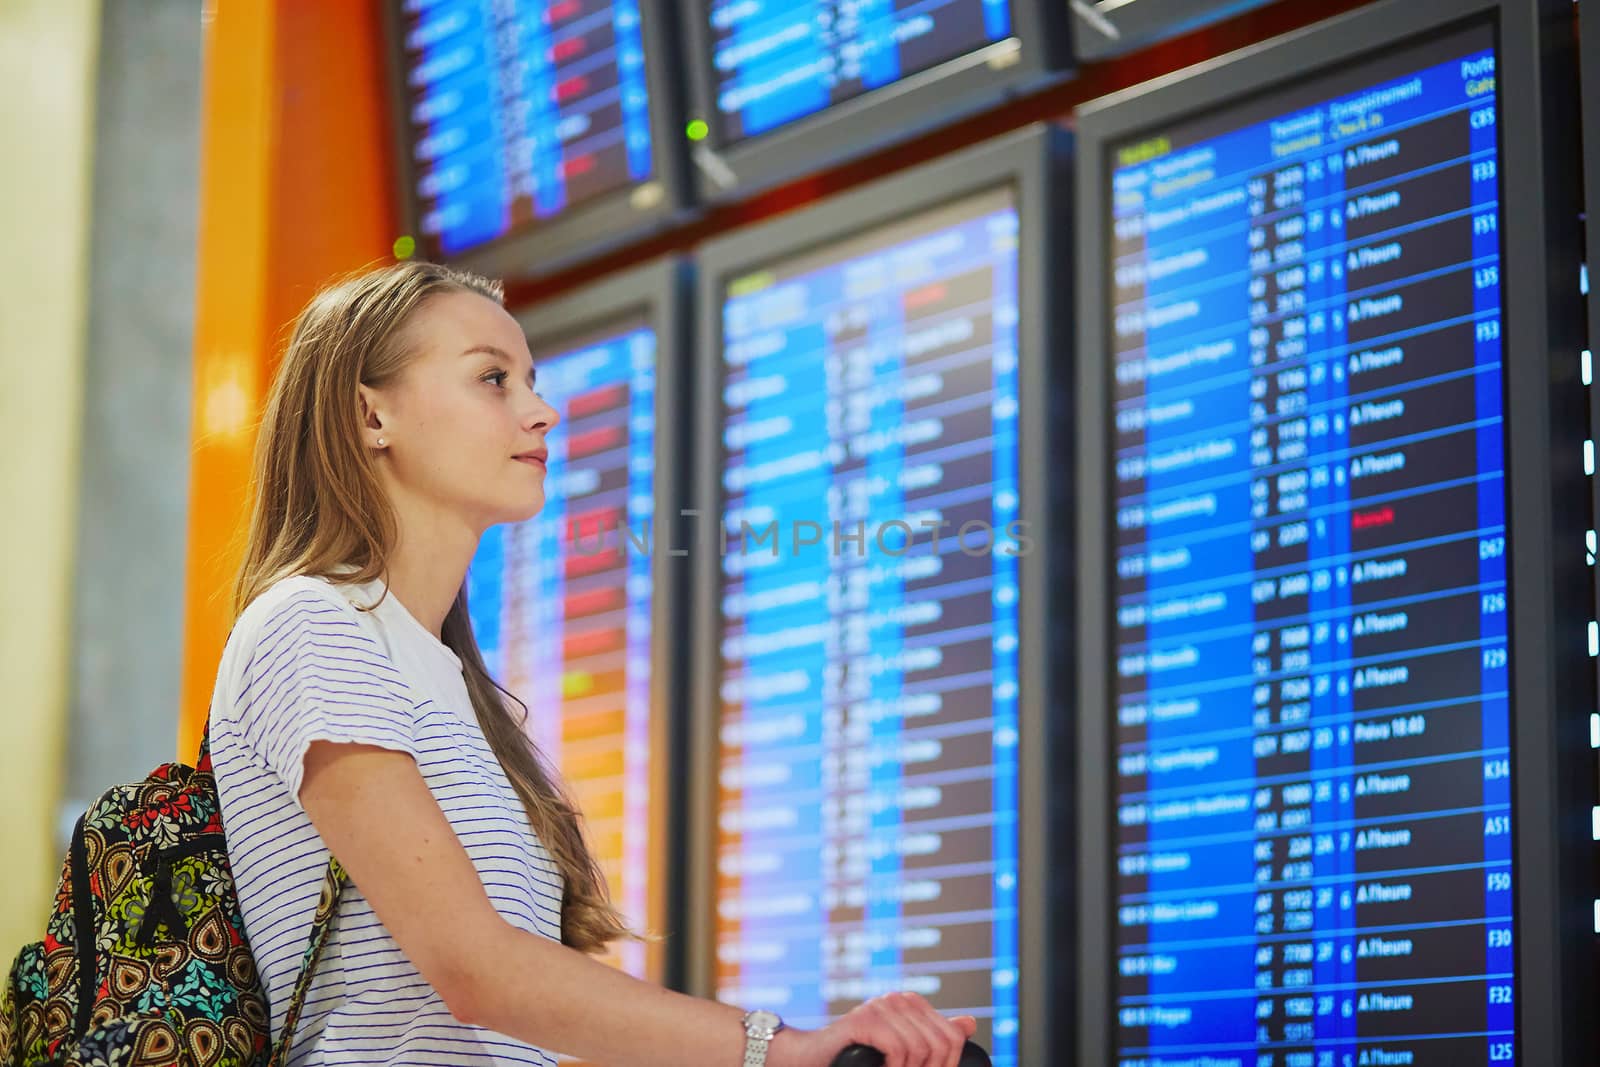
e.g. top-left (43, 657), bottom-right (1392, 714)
top-left (390, 0), bottom-right (682, 273)
top-left (1102, 20), bottom-right (1517, 1066)
top-left (708, 0), bottom-right (1019, 143)
top-left (682, 3), bottom-right (1069, 200)
top-left (696, 135), bottom-right (1073, 1065)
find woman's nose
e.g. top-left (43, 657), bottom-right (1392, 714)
top-left (524, 391), bottom-right (559, 431)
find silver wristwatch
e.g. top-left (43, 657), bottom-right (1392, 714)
top-left (741, 1009), bottom-right (785, 1067)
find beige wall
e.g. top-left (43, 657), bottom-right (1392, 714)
top-left (0, 1), bottom-right (101, 949)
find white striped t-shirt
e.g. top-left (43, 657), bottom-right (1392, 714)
top-left (207, 572), bottom-right (564, 1065)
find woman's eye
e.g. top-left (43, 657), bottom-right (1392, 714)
top-left (484, 371), bottom-right (508, 388)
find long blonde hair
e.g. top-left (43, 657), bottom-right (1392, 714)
top-left (232, 259), bottom-right (632, 954)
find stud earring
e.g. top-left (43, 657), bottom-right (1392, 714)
top-left (377, 437), bottom-right (386, 447)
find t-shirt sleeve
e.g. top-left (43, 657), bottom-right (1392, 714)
top-left (227, 582), bottom-right (422, 804)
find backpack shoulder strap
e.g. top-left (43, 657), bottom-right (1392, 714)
top-left (266, 857), bottom-right (347, 1066)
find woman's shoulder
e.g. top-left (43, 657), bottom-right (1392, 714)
top-left (220, 573), bottom-right (380, 673)
top-left (234, 573), bottom-right (350, 635)
top-left (212, 572), bottom-right (412, 729)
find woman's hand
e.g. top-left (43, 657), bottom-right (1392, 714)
top-left (768, 993), bottom-right (978, 1067)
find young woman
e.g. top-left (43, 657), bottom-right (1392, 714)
top-left (206, 260), bottom-right (978, 1067)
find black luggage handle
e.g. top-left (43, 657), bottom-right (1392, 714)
top-left (830, 1040), bottom-right (992, 1066)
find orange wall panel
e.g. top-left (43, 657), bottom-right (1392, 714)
top-left (179, 0), bottom-right (398, 758)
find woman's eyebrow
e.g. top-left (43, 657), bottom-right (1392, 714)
top-left (460, 344), bottom-right (512, 360)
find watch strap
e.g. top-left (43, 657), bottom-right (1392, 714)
top-left (742, 1010), bottom-right (781, 1067)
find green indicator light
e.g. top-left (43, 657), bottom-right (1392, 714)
top-left (686, 119), bottom-right (709, 142)
top-left (393, 234), bottom-right (417, 260)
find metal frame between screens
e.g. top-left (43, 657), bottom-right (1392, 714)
top-left (1073, 0), bottom-right (1591, 1063)
top-left (685, 125), bottom-right (1074, 1063)
top-left (1070, 0), bottom-right (1274, 61)
top-left (381, 1), bottom-right (693, 280)
top-left (679, 2), bottom-right (1072, 203)
top-left (509, 259), bottom-right (692, 992)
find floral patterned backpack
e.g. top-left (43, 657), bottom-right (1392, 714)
top-left (0, 726), bottom-right (345, 1067)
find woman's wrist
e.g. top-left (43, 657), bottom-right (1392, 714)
top-left (763, 1025), bottom-right (818, 1067)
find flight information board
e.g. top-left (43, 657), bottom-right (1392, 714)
top-left (708, 0), bottom-right (1016, 142)
top-left (713, 186), bottom-right (1025, 1065)
top-left (467, 314), bottom-right (659, 982)
top-left (397, 0), bottom-right (655, 257)
top-left (1107, 22), bottom-right (1513, 1067)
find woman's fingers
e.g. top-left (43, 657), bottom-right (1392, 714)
top-left (934, 1012), bottom-right (968, 1067)
top-left (830, 992), bottom-right (972, 1067)
top-left (880, 992), bottom-right (962, 1067)
top-left (872, 993), bottom-right (932, 1067)
top-left (919, 996), bottom-right (967, 1067)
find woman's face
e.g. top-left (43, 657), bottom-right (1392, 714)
top-left (361, 290), bottom-right (560, 532)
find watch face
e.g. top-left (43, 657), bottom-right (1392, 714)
top-left (746, 1010), bottom-right (782, 1036)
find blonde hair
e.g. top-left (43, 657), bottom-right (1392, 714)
top-left (232, 259), bottom-right (633, 954)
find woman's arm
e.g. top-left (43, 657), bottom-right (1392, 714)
top-left (300, 741), bottom-right (973, 1067)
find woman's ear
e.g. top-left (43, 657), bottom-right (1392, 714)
top-left (357, 383), bottom-right (388, 448)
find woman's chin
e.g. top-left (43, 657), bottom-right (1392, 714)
top-left (501, 493), bottom-right (546, 526)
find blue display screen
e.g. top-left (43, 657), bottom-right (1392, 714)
top-left (399, 0), bottom-right (655, 256)
top-left (709, 0), bottom-right (1014, 143)
top-left (1108, 23), bottom-right (1513, 1066)
top-left (713, 186), bottom-right (1024, 1064)
top-left (467, 315), bottom-right (660, 981)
